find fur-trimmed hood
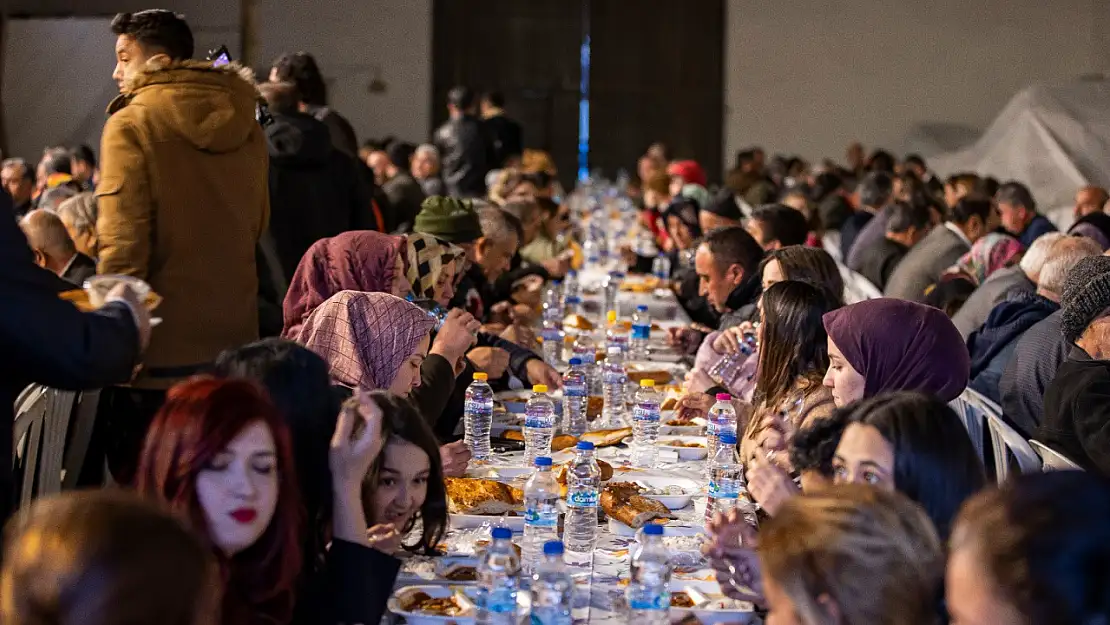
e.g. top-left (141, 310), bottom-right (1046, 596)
top-left (108, 59), bottom-right (263, 154)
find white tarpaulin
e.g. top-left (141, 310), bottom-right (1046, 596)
top-left (929, 80), bottom-right (1110, 230)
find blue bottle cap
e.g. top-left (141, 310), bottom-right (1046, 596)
top-left (636, 305), bottom-right (648, 312)
top-left (567, 270), bottom-right (578, 277)
top-left (719, 433), bottom-right (738, 445)
top-left (576, 441), bottom-right (595, 451)
top-left (642, 524), bottom-right (664, 536)
top-left (569, 357), bottom-right (583, 366)
top-left (543, 541), bottom-right (565, 555)
top-left (535, 457), bottom-right (553, 467)
top-left (491, 527), bottom-right (512, 540)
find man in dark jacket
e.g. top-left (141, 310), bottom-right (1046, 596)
top-left (481, 91), bottom-right (523, 169)
top-left (270, 52), bottom-right (360, 159)
top-left (1040, 255), bottom-right (1110, 476)
top-left (841, 171), bottom-right (893, 261)
top-left (1, 189), bottom-right (147, 521)
top-left (850, 200), bottom-right (931, 291)
top-left (377, 143), bottom-right (427, 233)
top-left (2, 158), bottom-right (35, 217)
top-left (19, 210), bottom-right (97, 286)
top-left (259, 82), bottom-right (373, 280)
top-left (434, 86), bottom-right (490, 198)
top-left (996, 181), bottom-right (1057, 248)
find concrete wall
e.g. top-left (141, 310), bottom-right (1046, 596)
top-left (723, 0), bottom-right (1110, 164)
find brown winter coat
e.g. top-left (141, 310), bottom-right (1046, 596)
top-left (96, 60), bottom-right (269, 388)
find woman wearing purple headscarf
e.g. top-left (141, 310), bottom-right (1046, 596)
top-left (822, 298), bottom-right (970, 407)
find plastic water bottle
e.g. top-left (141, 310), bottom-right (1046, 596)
top-left (630, 305), bottom-right (651, 360)
top-left (541, 320), bottom-right (562, 367)
top-left (603, 272), bottom-right (624, 316)
top-left (571, 333), bottom-right (599, 391)
top-left (543, 280), bottom-right (564, 322)
top-left (626, 524), bottom-right (671, 624)
top-left (564, 295), bottom-right (581, 317)
top-left (707, 329), bottom-right (758, 386)
top-left (651, 254), bottom-right (672, 280)
top-left (531, 542), bottom-right (573, 625)
top-left (583, 238), bottom-right (601, 269)
top-left (562, 359), bottom-right (589, 437)
top-left (631, 380), bottom-right (662, 468)
top-left (523, 457), bottom-right (560, 575)
top-left (706, 433), bottom-right (741, 523)
top-left (706, 393), bottom-right (738, 462)
top-left (463, 372), bottom-right (494, 463)
top-left (563, 442), bottom-right (601, 575)
top-left (605, 310), bottom-right (630, 354)
top-left (563, 270), bottom-right (579, 307)
top-left (601, 347), bottom-right (628, 427)
top-left (524, 385), bottom-right (557, 465)
top-left (477, 527), bottom-right (521, 625)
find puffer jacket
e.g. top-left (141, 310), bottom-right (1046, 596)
top-left (96, 60), bottom-right (268, 388)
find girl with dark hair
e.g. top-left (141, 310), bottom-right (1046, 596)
top-left (948, 472), bottom-right (1110, 625)
top-left (137, 377), bottom-right (304, 625)
top-left (1, 491), bottom-right (218, 625)
top-left (359, 391), bottom-right (449, 555)
top-left (739, 281), bottom-right (835, 463)
top-left (831, 391), bottom-right (987, 539)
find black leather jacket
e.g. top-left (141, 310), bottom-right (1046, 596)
top-left (433, 114), bottom-right (489, 198)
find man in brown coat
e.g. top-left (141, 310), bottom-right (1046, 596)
top-left (95, 10), bottom-right (268, 481)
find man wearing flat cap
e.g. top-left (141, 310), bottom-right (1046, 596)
top-left (1039, 255), bottom-right (1110, 476)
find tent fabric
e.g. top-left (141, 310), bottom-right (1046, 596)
top-left (929, 80), bottom-right (1110, 230)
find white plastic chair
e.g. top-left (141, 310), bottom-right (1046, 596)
top-left (952, 389), bottom-right (1041, 481)
top-left (1029, 440), bottom-right (1084, 471)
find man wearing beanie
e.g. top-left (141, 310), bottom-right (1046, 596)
top-left (413, 196), bottom-right (484, 263)
top-left (1038, 255), bottom-right (1110, 476)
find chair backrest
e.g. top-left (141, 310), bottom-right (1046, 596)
top-left (1029, 439), bottom-right (1084, 471)
top-left (12, 385), bottom-right (98, 510)
top-left (955, 388), bottom-right (1041, 481)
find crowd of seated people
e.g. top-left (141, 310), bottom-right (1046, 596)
top-left (4, 8), bottom-right (1110, 625)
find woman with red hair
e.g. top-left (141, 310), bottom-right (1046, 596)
top-left (137, 377), bottom-right (304, 625)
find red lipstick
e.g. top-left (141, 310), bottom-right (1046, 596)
top-left (230, 508), bottom-right (257, 523)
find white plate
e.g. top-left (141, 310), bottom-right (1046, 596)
top-left (658, 436), bottom-right (709, 461)
top-left (398, 556), bottom-right (479, 585)
top-left (388, 585), bottom-right (478, 624)
top-left (670, 598), bottom-right (757, 624)
top-left (612, 472), bottom-right (700, 510)
top-left (434, 558), bottom-right (480, 585)
top-left (608, 518), bottom-right (705, 537)
top-left (449, 513), bottom-right (525, 532)
top-left (660, 415), bottom-right (707, 436)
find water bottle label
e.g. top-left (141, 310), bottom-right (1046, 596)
top-left (465, 401), bottom-right (493, 417)
top-left (631, 325), bottom-right (650, 340)
top-left (708, 480), bottom-right (740, 499)
top-left (530, 608), bottom-right (571, 625)
top-left (564, 386), bottom-right (587, 398)
top-left (632, 405), bottom-right (661, 423)
top-left (628, 593), bottom-right (670, 611)
top-left (567, 489), bottom-right (599, 508)
top-left (524, 503), bottom-right (559, 528)
top-left (525, 416), bottom-right (554, 428)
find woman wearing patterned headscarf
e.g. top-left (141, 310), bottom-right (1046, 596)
top-left (282, 231), bottom-right (464, 338)
top-left (925, 233), bottom-right (1023, 316)
top-left (292, 291), bottom-right (435, 396)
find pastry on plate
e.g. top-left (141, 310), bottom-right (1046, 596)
top-left (601, 482), bottom-right (676, 528)
top-left (444, 478), bottom-right (523, 515)
top-left (501, 431), bottom-right (578, 452)
top-left (563, 314), bottom-right (594, 330)
top-left (580, 427), bottom-right (633, 448)
top-left (627, 370), bottom-right (673, 385)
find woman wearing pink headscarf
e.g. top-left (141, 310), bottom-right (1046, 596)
top-left (292, 290), bottom-right (436, 396)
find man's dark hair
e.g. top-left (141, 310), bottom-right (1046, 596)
top-left (448, 86), bottom-right (476, 111)
top-left (386, 142), bottom-right (415, 169)
top-left (2, 158), bottom-right (33, 182)
top-left (41, 147), bottom-right (72, 177)
top-left (866, 149), bottom-right (896, 173)
top-left (69, 144), bottom-right (96, 168)
top-left (110, 10), bottom-right (194, 61)
top-left (858, 171), bottom-right (893, 209)
top-left (996, 181), bottom-right (1037, 213)
top-left (483, 91), bottom-right (505, 108)
top-left (735, 149), bottom-right (757, 169)
top-left (257, 81), bottom-right (300, 116)
top-left (809, 172), bottom-right (843, 203)
top-left (751, 203), bottom-right (810, 247)
top-left (886, 200), bottom-right (931, 234)
top-left (950, 194), bottom-right (994, 226)
top-left (904, 154), bottom-right (926, 170)
top-left (272, 52), bottom-right (328, 106)
top-left (703, 226), bottom-right (764, 275)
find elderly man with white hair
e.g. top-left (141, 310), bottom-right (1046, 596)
top-left (411, 144), bottom-right (446, 197)
top-left (19, 209), bottom-right (97, 286)
top-left (54, 192), bottom-right (99, 259)
top-left (952, 232), bottom-right (1066, 339)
